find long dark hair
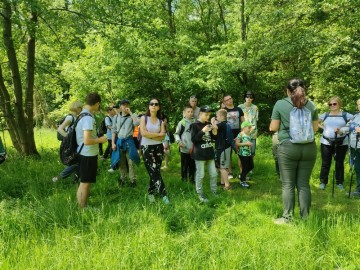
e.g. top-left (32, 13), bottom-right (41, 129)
top-left (145, 98), bottom-right (162, 119)
top-left (287, 79), bottom-right (306, 108)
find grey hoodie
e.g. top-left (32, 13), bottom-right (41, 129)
top-left (339, 112), bottom-right (360, 149)
top-left (174, 117), bottom-right (195, 153)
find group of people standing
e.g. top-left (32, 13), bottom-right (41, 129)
top-left (53, 81), bottom-right (360, 224)
top-left (270, 79), bottom-right (360, 224)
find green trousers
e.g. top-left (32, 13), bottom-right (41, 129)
top-left (278, 140), bottom-right (317, 219)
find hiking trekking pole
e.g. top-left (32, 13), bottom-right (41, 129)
top-left (348, 133), bottom-right (359, 198)
top-left (332, 132), bottom-right (337, 198)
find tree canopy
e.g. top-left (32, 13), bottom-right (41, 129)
top-left (1, 0), bottom-right (359, 155)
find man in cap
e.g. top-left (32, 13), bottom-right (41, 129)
top-left (111, 99), bottom-right (140, 187)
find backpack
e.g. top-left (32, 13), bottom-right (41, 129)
top-left (100, 116), bottom-right (112, 136)
top-left (59, 112), bottom-right (92, 166)
top-left (323, 111), bottom-right (348, 123)
top-left (57, 114), bottom-right (75, 141)
top-left (284, 99), bottom-right (314, 144)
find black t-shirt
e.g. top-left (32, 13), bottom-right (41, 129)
top-left (190, 121), bottom-right (216, 161)
top-left (225, 106), bottom-right (244, 137)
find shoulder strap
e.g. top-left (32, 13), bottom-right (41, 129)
top-left (74, 112), bottom-right (93, 129)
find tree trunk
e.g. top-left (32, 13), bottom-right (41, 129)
top-left (0, 0), bottom-right (39, 156)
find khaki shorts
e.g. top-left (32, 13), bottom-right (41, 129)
top-left (219, 147), bottom-right (231, 169)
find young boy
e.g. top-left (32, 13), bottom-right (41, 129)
top-left (102, 106), bottom-right (116, 160)
top-left (111, 99), bottom-right (140, 187)
top-left (174, 105), bottom-right (195, 182)
top-left (236, 121), bottom-right (254, 188)
top-left (76, 93), bottom-right (108, 208)
top-left (213, 109), bottom-right (234, 190)
top-left (190, 105), bottom-right (218, 202)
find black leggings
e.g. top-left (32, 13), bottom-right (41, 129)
top-left (141, 144), bottom-right (166, 196)
top-left (320, 143), bottom-right (348, 184)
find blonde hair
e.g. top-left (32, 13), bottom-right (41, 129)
top-left (328, 96), bottom-right (342, 108)
top-left (216, 109), bottom-right (227, 118)
top-left (69, 101), bottom-right (83, 112)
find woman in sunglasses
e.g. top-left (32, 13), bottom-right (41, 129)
top-left (139, 98), bottom-right (170, 204)
top-left (318, 96), bottom-right (353, 190)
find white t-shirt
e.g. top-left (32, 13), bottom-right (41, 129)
top-left (76, 109), bottom-right (98, 156)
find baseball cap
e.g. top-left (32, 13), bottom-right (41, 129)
top-left (115, 99), bottom-right (130, 107)
top-left (241, 121), bottom-right (253, 129)
top-left (199, 105), bottom-right (214, 113)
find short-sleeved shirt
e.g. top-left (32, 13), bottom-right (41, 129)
top-left (319, 112), bottom-right (353, 146)
top-left (64, 114), bottom-right (75, 132)
top-left (239, 103), bottom-right (259, 138)
top-left (76, 109), bottom-right (98, 156)
top-left (237, 132), bottom-right (252, 156)
top-left (271, 97), bottom-right (318, 143)
top-left (225, 106), bottom-right (244, 137)
top-left (105, 116), bottom-right (113, 140)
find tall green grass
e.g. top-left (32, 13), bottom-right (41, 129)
top-left (0, 129), bottom-right (359, 269)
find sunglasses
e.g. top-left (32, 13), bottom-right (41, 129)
top-left (149, 102), bottom-right (159, 106)
top-left (328, 103), bottom-right (338, 106)
top-left (224, 97), bottom-right (232, 102)
top-left (245, 95), bottom-right (253, 99)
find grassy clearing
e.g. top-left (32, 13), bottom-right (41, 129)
top-left (0, 129), bottom-right (359, 269)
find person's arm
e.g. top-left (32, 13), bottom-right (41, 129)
top-left (57, 117), bottom-right (72, 137)
top-left (83, 130), bottom-right (107, 145)
top-left (140, 117), bottom-right (166, 140)
top-left (269, 120), bottom-right (280, 132)
top-left (312, 120), bottom-right (319, 133)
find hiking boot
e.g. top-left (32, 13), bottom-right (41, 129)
top-left (337, 184), bottom-right (345, 190)
top-left (240, 181), bottom-right (250, 188)
top-left (319, 183), bottom-right (326, 190)
top-left (228, 173), bottom-right (234, 179)
top-left (198, 194), bottom-right (209, 203)
top-left (148, 194), bottom-right (155, 203)
top-left (162, 196), bottom-right (170, 205)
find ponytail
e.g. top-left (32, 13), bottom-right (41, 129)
top-left (291, 87), bottom-right (306, 108)
top-left (287, 79), bottom-right (306, 108)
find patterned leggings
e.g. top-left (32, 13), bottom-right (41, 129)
top-left (141, 144), bottom-right (166, 196)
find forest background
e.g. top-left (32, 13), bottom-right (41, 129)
top-left (0, 0), bottom-right (359, 156)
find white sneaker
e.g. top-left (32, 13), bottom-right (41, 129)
top-left (108, 168), bottom-right (115, 173)
top-left (228, 173), bottom-right (234, 179)
top-left (162, 196), bottom-right (170, 205)
top-left (52, 176), bottom-right (59, 183)
top-left (148, 194), bottom-right (155, 203)
top-left (319, 183), bottom-right (326, 190)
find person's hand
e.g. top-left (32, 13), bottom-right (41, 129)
top-left (355, 127), bottom-right (360, 133)
top-left (246, 141), bottom-right (253, 146)
top-left (202, 125), bottom-right (212, 133)
top-left (100, 136), bottom-right (108, 144)
top-left (334, 127), bottom-right (340, 133)
top-left (112, 143), bottom-right (116, 151)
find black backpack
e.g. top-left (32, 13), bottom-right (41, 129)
top-left (99, 116), bottom-right (111, 136)
top-left (59, 112), bottom-right (92, 166)
top-left (57, 114), bottom-right (75, 141)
